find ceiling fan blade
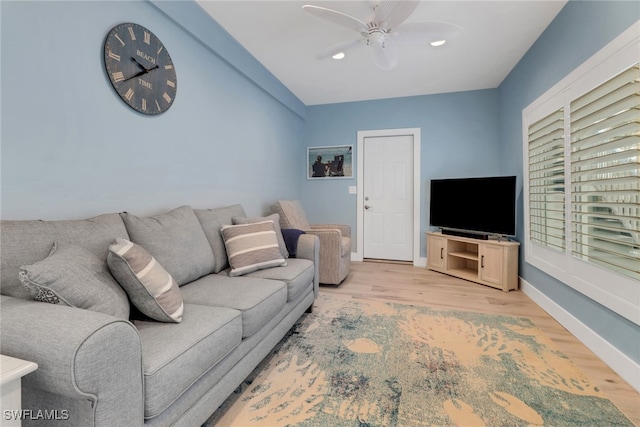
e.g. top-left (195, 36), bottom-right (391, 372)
top-left (317, 38), bottom-right (364, 59)
top-left (393, 21), bottom-right (463, 44)
top-left (302, 5), bottom-right (369, 34)
top-left (369, 36), bottom-right (399, 71)
top-left (374, 0), bottom-right (420, 29)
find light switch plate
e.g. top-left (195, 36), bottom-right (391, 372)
top-left (348, 186), bottom-right (357, 194)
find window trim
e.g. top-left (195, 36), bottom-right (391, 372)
top-left (522, 20), bottom-right (640, 326)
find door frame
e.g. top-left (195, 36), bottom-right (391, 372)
top-left (355, 128), bottom-right (421, 265)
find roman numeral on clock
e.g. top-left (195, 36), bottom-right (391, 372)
top-left (124, 88), bottom-right (134, 101)
top-left (112, 71), bottom-right (125, 83)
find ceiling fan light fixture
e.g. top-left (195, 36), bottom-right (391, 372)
top-left (430, 39), bottom-right (446, 47)
top-left (368, 30), bottom-right (386, 46)
top-left (332, 52), bottom-right (345, 60)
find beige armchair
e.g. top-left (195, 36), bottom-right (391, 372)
top-left (273, 200), bottom-right (351, 285)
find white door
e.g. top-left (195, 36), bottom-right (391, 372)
top-left (363, 134), bottom-right (414, 261)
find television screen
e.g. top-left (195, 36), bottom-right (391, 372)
top-left (429, 176), bottom-right (517, 237)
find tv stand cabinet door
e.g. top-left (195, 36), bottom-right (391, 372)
top-left (480, 244), bottom-right (504, 287)
top-left (427, 233), bottom-right (446, 270)
top-left (480, 243), bottom-right (519, 291)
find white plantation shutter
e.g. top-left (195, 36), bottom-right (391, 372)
top-left (528, 109), bottom-right (566, 251)
top-left (570, 64), bottom-right (640, 281)
top-left (523, 24), bottom-right (640, 325)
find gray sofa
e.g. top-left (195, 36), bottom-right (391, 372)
top-left (0, 204), bottom-right (319, 426)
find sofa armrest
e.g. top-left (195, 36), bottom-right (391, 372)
top-left (310, 224), bottom-right (351, 238)
top-left (0, 296), bottom-right (144, 426)
top-left (296, 234), bottom-right (320, 297)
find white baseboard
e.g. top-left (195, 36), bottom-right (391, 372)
top-left (520, 278), bottom-right (640, 392)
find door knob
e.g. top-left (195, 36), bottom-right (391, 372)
top-left (364, 205), bottom-right (371, 210)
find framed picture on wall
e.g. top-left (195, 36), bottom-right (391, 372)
top-left (307, 145), bottom-right (353, 179)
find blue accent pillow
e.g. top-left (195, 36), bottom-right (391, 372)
top-left (281, 229), bottom-right (306, 258)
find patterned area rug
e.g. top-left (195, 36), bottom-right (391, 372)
top-left (207, 293), bottom-right (632, 426)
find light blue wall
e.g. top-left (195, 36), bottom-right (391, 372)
top-left (0, 0), bottom-right (305, 220)
top-left (498, 0), bottom-right (640, 363)
top-left (302, 90), bottom-right (501, 255)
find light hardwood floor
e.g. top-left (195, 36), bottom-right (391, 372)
top-left (320, 261), bottom-right (640, 425)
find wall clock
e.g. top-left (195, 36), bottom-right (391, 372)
top-left (104, 23), bottom-right (177, 115)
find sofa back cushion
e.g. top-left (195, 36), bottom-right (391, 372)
top-left (1, 213), bottom-right (129, 299)
top-left (193, 204), bottom-right (246, 273)
top-left (120, 206), bottom-right (215, 286)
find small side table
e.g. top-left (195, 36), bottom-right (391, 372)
top-left (1, 355), bottom-right (38, 426)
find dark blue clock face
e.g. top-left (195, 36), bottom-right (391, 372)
top-left (104, 23), bottom-right (177, 115)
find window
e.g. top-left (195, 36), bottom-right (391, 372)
top-left (570, 66), bottom-right (639, 281)
top-left (523, 21), bottom-right (639, 325)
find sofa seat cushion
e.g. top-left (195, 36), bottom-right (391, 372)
top-left (134, 303), bottom-right (242, 419)
top-left (180, 275), bottom-right (286, 338)
top-left (229, 258), bottom-right (314, 302)
top-left (341, 236), bottom-right (351, 257)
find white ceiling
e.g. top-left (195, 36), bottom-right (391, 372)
top-left (196, 0), bottom-right (567, 105)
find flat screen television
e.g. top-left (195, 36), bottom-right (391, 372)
top-left (429, 175), bottom-right (517, 238)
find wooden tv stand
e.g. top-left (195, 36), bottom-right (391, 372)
top-left (426, 231), bottom-right (519, 292)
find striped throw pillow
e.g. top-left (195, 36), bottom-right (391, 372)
top-left (220, 220), bottom-right (287, 277)
top-left (107, 238), bottom-right (184, 323)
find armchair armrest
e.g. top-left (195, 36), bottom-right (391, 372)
top-left (0, 296), bottom-right (144, 426)
top-left (295, 234), bottom-right (320, 297)
top-left (310, 224), bottom-right (351, 238)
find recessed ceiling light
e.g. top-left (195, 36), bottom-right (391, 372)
top-left (430, 40), bottom-right (446, 47)
top-left (332, 52), bottom-right (345, 60)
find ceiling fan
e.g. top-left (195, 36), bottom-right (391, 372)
top-left (302, 0), bottom-right (462, 71)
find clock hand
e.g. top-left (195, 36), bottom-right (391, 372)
top-left (130, 57), bottom-right (148, 71)
top-left (122, 64), bottom-right (159, 82)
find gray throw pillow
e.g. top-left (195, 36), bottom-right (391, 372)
top-left (108, 238), bottom-right (184, 323)
top-left (19, 241), bottom-right (130, 319)
top-left (120, 206), bottom-right (215, 286)
top-left (220, 220), bottom-right (286, 277)
top-left (232, 213), bottom-right (289, 259)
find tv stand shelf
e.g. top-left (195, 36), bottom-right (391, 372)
top-left (449, 251), bottom-right (478, 261)
top-left (426, 232), bottom-right (519, 292)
